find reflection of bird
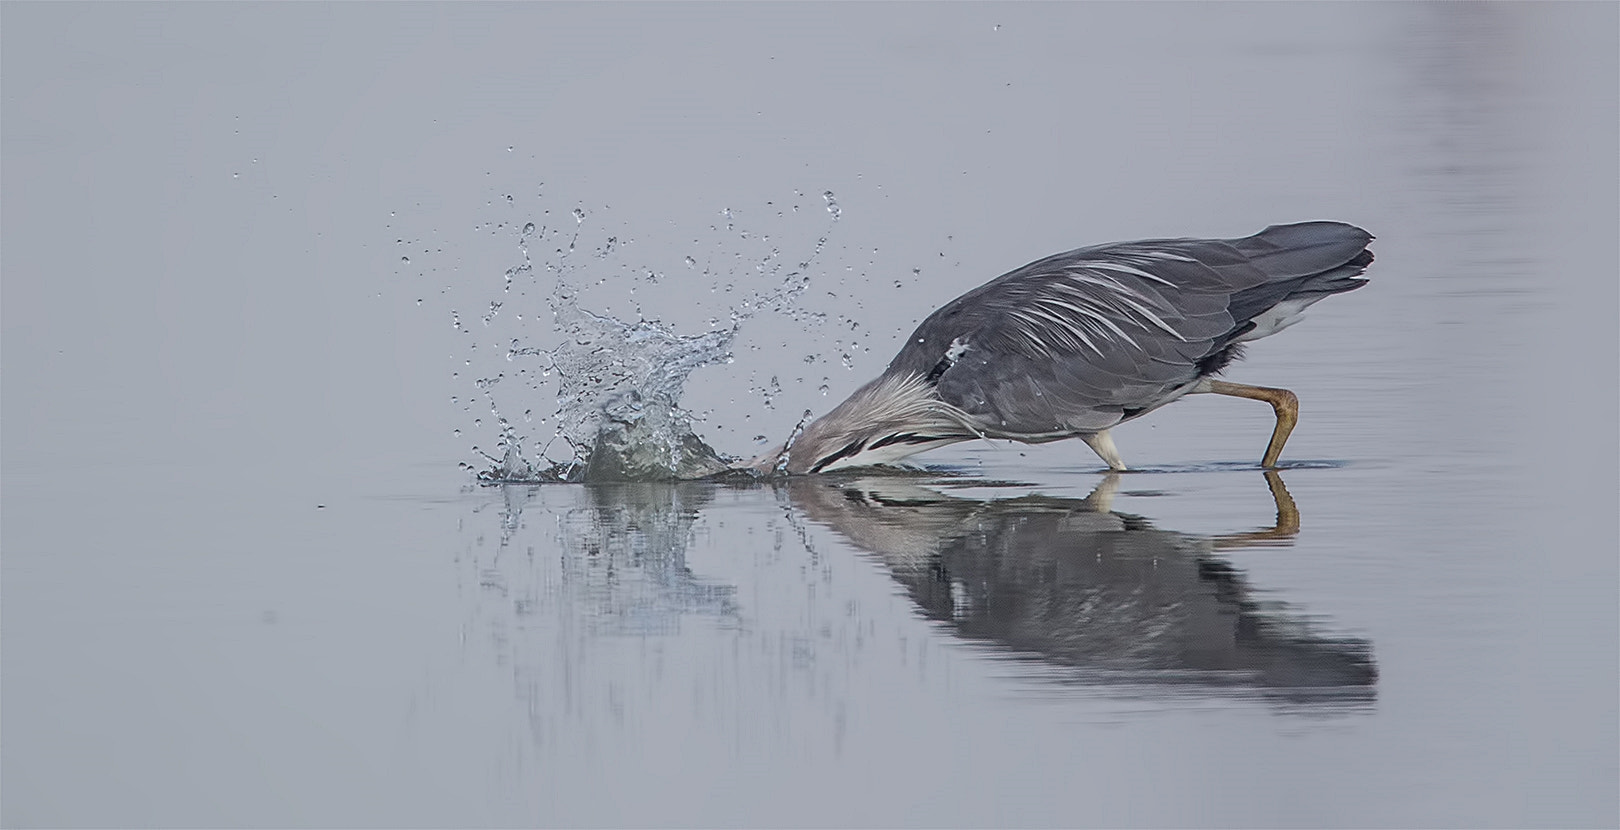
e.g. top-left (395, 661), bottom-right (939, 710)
top-left (789, 473), bottom-right (1376, 702)
top-left (753, 222), bottom-right (1373, 474)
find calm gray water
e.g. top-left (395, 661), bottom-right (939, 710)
top-left (3, 4), bottom-right (1616, 828)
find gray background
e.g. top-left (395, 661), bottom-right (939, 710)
top-left (4, 3), bottom-right (1616, 827)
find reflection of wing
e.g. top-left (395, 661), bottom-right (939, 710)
top-left (789, 475), bottom-right (1376, 703)
top-left (882, 224), bottom-right (1373, 435)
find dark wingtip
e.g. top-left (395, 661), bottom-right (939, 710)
top-left (1256, 220), bottom-right (1373, 246)
top-left (1237, 222), bottom-right (1375, 280)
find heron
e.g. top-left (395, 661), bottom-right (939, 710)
top-left (748, 221), bottom-right (1373, 474)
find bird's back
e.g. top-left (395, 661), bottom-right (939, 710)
top-left (886, 222), bottom-right (1373, 438)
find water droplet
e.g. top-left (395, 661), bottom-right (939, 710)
top-left (453, 429), bottom-right (462, 437)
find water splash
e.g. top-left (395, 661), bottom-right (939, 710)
top-left (468, 192), bottom-right (843, 483)
top-left (527, 303), bottom-right (736, 482)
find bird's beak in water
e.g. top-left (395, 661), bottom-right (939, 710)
top-left (736, 444), bottom-right (789, 474)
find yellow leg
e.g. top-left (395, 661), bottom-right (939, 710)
top-left (1205, 380), bottom-right (1299, 468)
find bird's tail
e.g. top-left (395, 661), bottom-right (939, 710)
top-left (1223, 222), bottom-right (1374, 342)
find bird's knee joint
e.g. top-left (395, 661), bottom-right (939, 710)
top-left (1273, 389), bottom-right (1299, 415)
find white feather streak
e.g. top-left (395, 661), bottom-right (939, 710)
top-left (1018, 303), bottom-right (1103, 354)
top-left (1084, 260), bottom-right (1176, 286)
top-left (1033, 297), bottom-right (1141, 350)
top-left (1052, 273), bottom-right (1187, 342)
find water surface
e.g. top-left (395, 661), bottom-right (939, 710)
top-left (3, 3), bottom-right (1615, 827)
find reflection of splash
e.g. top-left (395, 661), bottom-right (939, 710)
top-left (450, 481), bottom-right (749, 758)
top-left (464, 194), bottom-right (844, 483)
top-left (477, 482), bottom-right (738, 635)
top-left (789, 473), bottom-right (1377, 706)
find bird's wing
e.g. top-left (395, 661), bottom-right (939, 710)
top-left (888, 238), bottom-right (1278, 436)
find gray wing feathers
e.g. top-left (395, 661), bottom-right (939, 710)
top-left (887, 222), bottom-right (1373, 435)
top-left (1229, 222), bottom-right (1374, 280)
top-left (1231, 222), bottom-right (1373, 280)
top-left (1224, 224), bottom-right (1373, 333)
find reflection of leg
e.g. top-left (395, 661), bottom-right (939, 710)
top-left (1206, 379), bottom-right (1299, 468)
top-left (1264, 470), bottom-right (1300, 536)
top-left (1081, 472), bottom-right (1122, 513)
top-left (1081, 429), bottom-right (1127, 471)
top-left (1214, 470), bottom-right (1300, 549)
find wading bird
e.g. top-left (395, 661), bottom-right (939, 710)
top-left (751, 221), bottom-right (1373, 474)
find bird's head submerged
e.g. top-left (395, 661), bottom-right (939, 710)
top-left (740, 372), bottom-right (979, 475)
